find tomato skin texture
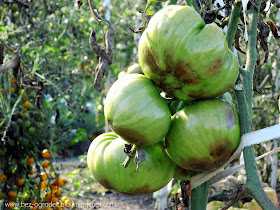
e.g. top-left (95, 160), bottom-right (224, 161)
top-left (127, 63), bottom-right (142, 74)
top-left (165, 99), bottom-right (240, 171)
top-left (104, 74), bottom-right (171, 145)
top-left (206, 201), bottom-right (225, 210)
top-left (138, 5), bottom-right (239, 102)
top-left (87, 132), bottom-right (176, 196)
top-left (173, 165), bottom-right (190, 180)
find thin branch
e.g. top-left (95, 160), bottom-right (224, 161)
top-left (221, 185), bottom-right (249, 210)
top-left (15, 0), bottom-right (29, 8)
top-left (226, 1), bottom-right (242, 47)
top-left (88, 0), bottom-right (103, 24)
top-left (0, 44), bottom-right (4, 65)
top-left (1, 89), bottom-right (25, 142)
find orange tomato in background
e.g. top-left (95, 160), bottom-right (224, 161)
top-left (27, 157), bottom-right (34, 165)
top-left (42, 160), bottom-right (50, 168)
top-left (0, 174), bottom-right (7, 182)
top-left (42, 149), bottom-right (51, 159)
top-left (17, 177), bottom-right (24, 186)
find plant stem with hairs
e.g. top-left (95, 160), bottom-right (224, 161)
top-left (231, 0), bottom-right (277, 209)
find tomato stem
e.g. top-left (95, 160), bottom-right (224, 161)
top-left (235, 0), bottom-right (277, 209)
top-left (121, 144), bottom-right (137, 168)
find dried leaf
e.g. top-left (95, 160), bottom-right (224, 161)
top-left (266, 21), bottom-right (280, 39)
top-left (234, 28), bottom-right (245, 54)
top-left (89, 22), bottom-right (115, 92)
top-left (88, 1), bottom-right (115, 92)
top-left (134, 147), bottom-right (145, 172)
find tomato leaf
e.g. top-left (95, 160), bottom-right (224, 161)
top-left (144, 0), bottom-right (167, 14)
top-left (146, 9), bottom-right (154, 15)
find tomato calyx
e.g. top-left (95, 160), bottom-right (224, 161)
top-left (121, 144), bottom-right (137, 168)
top-left (121, 144), bottom-right (146, 172)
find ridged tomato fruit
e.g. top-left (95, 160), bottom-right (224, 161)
top-left (138, 5), bottom-right (239, 102)
top-left (87, 132), bottom-right (175, 196)
top-left (165, 99), bottom-right (240, 171)
top-left (105, 74), bottom-right (171, 145)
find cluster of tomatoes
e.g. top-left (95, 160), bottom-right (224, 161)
top-left (0, 148), bottom-right (72, 209)
top-left (0, 75), bottom-right (72, 209)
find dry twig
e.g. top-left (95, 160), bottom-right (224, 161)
top-left (221, 184), bottom-right (249, 210)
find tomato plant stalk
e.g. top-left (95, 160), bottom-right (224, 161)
top-left (232, 0), bottom-right (277, 209)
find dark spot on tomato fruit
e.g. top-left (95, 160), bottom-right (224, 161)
top-left (159, 79), bottom-right (174, 96)
top-left (144, 47), bottom-right (164, 76)
top-left (226, 108), bottom-right (236, 129)
top-left (182, 157), bottom-right (213, 171)
top-left (209, 139), bottom-right (233, 158)
top-left (175, 166), bottom-right (189, 178)
top-left (108, 120), bottom-right (113, 126)
top-left (112, 126), bottom-right (148, 146)
top-left (173, 62), bottom-right (200, 85)
top-left (181, 138), bottom-right (235, 171)
top-left (188, 90), bottom-right (208, 99)
top-left (121, 185), bottom-right (154, 196)
top-left (98, 178), bottom-right (114, 190)
top-left (208, 58), bottom-right (222, 76)
top-left (164, 50), bottom-right (175, 73)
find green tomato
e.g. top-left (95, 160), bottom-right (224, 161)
top-left (105, 74), bottom-right (171, 146)
top-left (127, 63), bottom-right (143, 74)
top-left (87, 132), bottom-right (176, 196)
top-left (173, 165), bottom-right (190, 180)
top-left (165, 99), bottom-right (240, 171)
top-left (138, 5), bottom-right (239, 102)
top-left (206, 201), bottom-right (225, 210)
top-left (117, 71), bottom-right (127, 79)
top-left (28, 127), bottom-right (36, 135)
top-left (24, 120), bottom-right (31, 128)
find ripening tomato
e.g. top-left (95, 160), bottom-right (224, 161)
top-left (0, 174), bottom-right (7, 182)
top-left (138, 5), bottom-right (239, 102)
top-left (105, 74), bottom-right (171, 145)
top-left (17, 177), bottom-right (24, 186)
top-left (42, 149), bottom-right (51, 159)
top-left (27, 157), bottom-right (34, 165)
top-left (165, 99), bottom-right (240, 171)
top-left (42, 160), bottom-right (50, 168)
top-left (87, 132), bottom-right (176, 196)
top-left (8, 191), bottom-right (17, 199)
